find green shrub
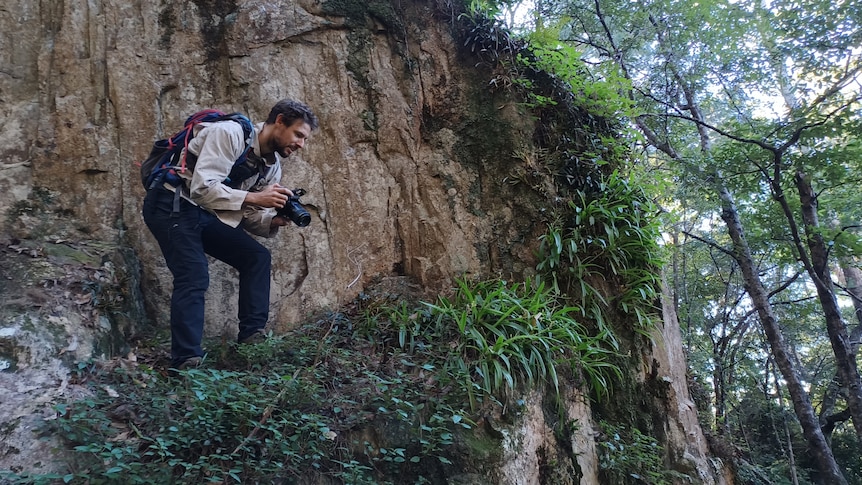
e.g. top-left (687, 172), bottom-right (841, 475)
top-left (4, 365), bottom-right (367, 484)
top-left (597, 421), bottom-right (691, 484)
top-left (0, 312), bottom-right (475, 484)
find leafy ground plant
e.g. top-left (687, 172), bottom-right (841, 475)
top-left (9, 361), bottom-right (365, 484)
top-left (537, 169), bottom-right (663, 341)
top-left (422, 277), bottom-right (622, 406)
top-left (0, 304), bottom-right (478, 484)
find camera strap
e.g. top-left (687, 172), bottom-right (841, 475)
top-left (236, 153), bottom-right (274, 192)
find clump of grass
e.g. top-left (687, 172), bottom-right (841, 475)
top-left (421, 278), bottom-right (622, 408)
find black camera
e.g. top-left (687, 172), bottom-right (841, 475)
top-left (277, 188), bottom-right (311, 227)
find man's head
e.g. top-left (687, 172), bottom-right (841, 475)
top-left (266, 99), bottom-right (319, 130)
top-left (260, 99), bottom-right (319, 158)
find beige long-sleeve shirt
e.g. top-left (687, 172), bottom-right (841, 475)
top-left (174, 120), bottom-right (283, 237)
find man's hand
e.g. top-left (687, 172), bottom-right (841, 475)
top-left (245, 184), bottom-right (293, 209)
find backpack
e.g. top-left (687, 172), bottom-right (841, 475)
top-left (140, 109), bottom-right (256, 190)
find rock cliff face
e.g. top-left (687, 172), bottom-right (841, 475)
top-left (3, 0), bottom-right (543, 330)
top-left (0, 0), bottom-right (729, 482)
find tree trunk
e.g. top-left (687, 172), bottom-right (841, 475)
top-left (784, 412), bottom-right (801, 485)
top-left (840, 263), bottom-right (862, 422)
top-left (713, 349), bottom-right (728, 434)
top-left (794, 171), bottom-right (862, 440)
top-left (819, 375), bottom-right (843, 439)
top-left (772, 364), bottom-right (800, 485)
top-left (839, 263), bottom-right (862, 338)
top-left (718, 182), bottom-right (847, 484)
top-left (820, 228), bottom-right (862, 436)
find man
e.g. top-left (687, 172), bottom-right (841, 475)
top-left (143, 99), bottom-right (319, 369)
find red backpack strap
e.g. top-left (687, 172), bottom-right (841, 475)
top-left (177, 109), bottom-right (227, 174)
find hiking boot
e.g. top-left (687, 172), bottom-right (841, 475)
top-left (176, 356), bottom-right (203, 370)
top-left (238, 330), bottom-right (268, 345)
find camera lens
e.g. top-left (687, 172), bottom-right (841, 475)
top-left (285, 198), bottom-right (311, 227)
top-left (293, 209), bottom-right (311, 227)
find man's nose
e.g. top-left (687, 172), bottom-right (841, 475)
top-left (295, 138), bottom-right (305, 149)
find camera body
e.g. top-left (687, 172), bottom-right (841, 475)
top-left (276, 188), bottom-right (311, 227)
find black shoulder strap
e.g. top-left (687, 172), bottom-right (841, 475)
top-left (225, 151), bottom-right (271, 189)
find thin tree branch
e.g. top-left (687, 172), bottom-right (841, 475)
top-left (682, 230), bottom-right (734, 257)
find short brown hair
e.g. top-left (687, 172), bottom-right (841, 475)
top-left (266, 99), bottom-right (318, 130)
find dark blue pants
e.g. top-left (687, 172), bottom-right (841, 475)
top-left (143, 188), bottom-right (271, 366)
